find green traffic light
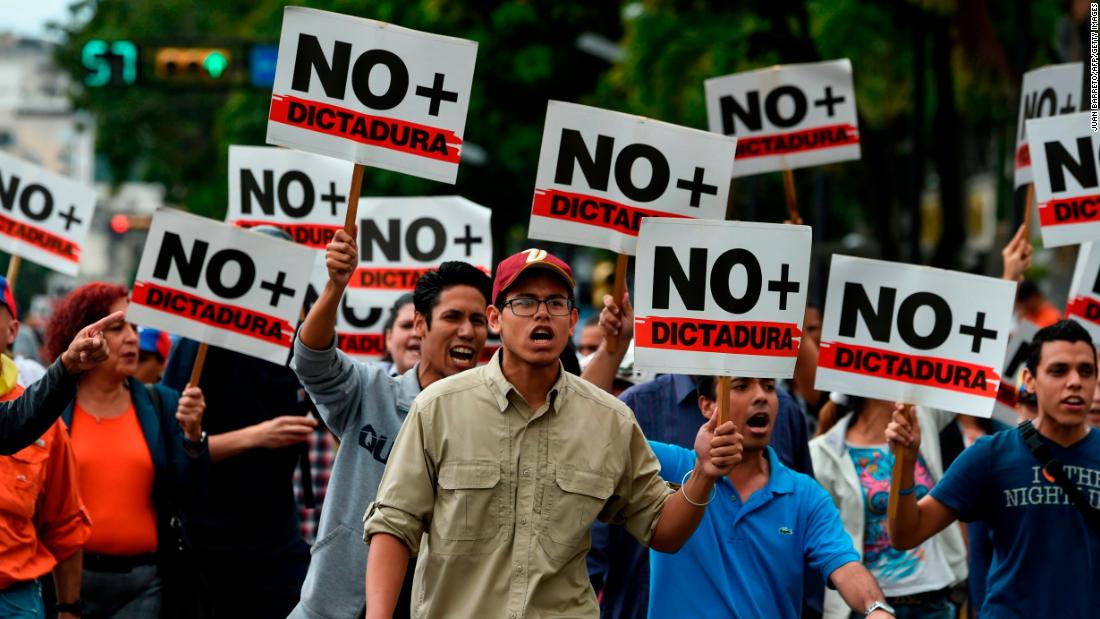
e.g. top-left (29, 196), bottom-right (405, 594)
top-left (204, 51), bottom-right (229, 79)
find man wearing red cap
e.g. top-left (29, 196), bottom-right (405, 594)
top-left (364, 248), bottom-right (744, 619)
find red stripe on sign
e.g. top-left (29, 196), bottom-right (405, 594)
top-left (0, 212), bottom-right (79, 263)
top-left (1066, 296), bottom-right (1100, 324)
top-left (348, 267), bottom-right (434, 290)
top-left (1015, 143), bottom-right (1030, 169)
top-left (1037, 195), bottom-right (1100, 227)
top-left (337, 332), bottom-right (385, 356)
top-left (818, 341), bottom-right (999, 398)
top-left (531, 189), bottom-right (690, 236)
top-left (735, 124), bottom-right (860, 159)
top-left (634, 316), bottom-right (801, 357)
top-left (131, 281), bottom-right (294, 347)
top-left (996, 381), bottom-right (1018, 407)
top-left (269, 95), bottom-right (461, 163)
top-left (232, 220), bottom-right (341, 249)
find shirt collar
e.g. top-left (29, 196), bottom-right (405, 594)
top-left (764, 447), bottom-right (795, 496)
top-left (484, 348), bottom-right (569, 413)
top-left (672, 374), bottom-right (697, 406)
top-left (397, 363), bottom-right (422, 411)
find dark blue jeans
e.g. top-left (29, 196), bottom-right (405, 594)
top-left (0, 580), bottom-right (44, 619)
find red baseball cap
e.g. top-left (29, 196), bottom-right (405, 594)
top-left (492, 249), bottom-right (576, 302)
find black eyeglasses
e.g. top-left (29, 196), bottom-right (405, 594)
top-left (502, 297), bottom-right (574, 317)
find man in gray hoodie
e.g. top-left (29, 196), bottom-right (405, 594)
top-left (288, 228), bottom-right (492, 619)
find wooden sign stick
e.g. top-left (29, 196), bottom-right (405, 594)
top-left (887, 404), bottom-right (914, 519)
top-left (606, 253), bottom-right (630, 354)
top-left (716, 375), bottom-right (731, 426)
top-left (343, 164), bottom-right (365, 234)
top-left (1022, 182), bottom-right (1035, 239)
top-left (187, 343), bottom-right (209, 389)
top-left (6, 256), bottom-right (21, 287)
top-left (782, 169), bottom-right (800, 223)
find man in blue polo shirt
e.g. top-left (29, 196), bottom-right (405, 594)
top-left (647, 374), bottom-right (895, 619)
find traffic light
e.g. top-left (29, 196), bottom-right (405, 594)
top-left (154, 47), bottom-right (233, 82)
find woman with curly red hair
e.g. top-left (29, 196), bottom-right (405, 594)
top-left (46, 282), bottom-right (208, 619)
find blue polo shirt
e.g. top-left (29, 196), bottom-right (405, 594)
top-left (647, 442), bottom-right (858, 619)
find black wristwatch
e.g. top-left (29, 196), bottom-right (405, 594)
top-left (55, 600), bottom-right (83, 616)
top-left (182, 430), bottom-right (208, 453)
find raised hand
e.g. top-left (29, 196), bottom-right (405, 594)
top-left (60, 310), bottom-right (126, 374)
top-left (176, 386), bottom-right (205, 441)
top-left (694, 414), bottom-right (744, 478)
top-left (885, 402), bottom-right (921, 455)
top-left (326, 227), bottom-right (359, 290)
top-left (1001, 223), bottom-right (1033, 283)
top-left (599, 291), bottom-right (635, 344)
top-left (250, 415), bottom-right (318, 449)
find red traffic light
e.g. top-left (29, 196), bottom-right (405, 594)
top-left (110, 214), bottom-right (130, 234)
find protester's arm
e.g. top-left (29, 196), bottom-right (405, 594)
top-left (208, 415), bottom-right (317, 462)
top-left (648, 416), bottom-right (742, 552)
top-left (53, 549), bottom-right (82, 619)
top-left (299, 228), bottom-right (357, 351)
top-left (365, 533), bottom-right (411, 619)
top-left (885, 404), bottom-right (960, 549)
top-left (580, 293), bottom-right (634, 393)
top-left (0, 311), bottom-right (124, 454)
top-left (364, 402), bottom-right (437, 618)
top-left (1001, 223), bottom-right (1032, 282)
top-left (829, 562), bottom-right (893, 617)
top-left (792, 332), bottom-right (823, 408)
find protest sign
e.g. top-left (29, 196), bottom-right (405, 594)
top-left (338, 196), bottom-right (492, 359)
top-left (129, 208), bottom-right (316, 364)
top-left (1027, 111), bottom-right (1100, 247)
top-left (266, 6), bottom-right (477, 184)
top-left (0, 150), bottom-right (96, 277)
top-left (227, 145), bottom-right (355, 248)
top-left (992, 320), bottom-right (1041, 425)
top-left (815, 256), bottom-right (1016, 417)
top-left (1014, 62), bottom-right (1082, 189)
top-left (704, 59), bottom-right (860, 177)
top-left (1066, 241), bottom-right (1100, 342)
top-left (633, 219), bottom-right (811, 378)
top-left (528, 101), bottom-right (736, 255)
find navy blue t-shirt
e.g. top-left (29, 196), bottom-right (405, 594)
top-left (931, 428), bottom-right (1100, 617)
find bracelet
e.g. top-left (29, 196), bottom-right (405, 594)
top-left (680, 470), bottom-right (717, 507)
top-left (898, 485), bottom-right (917, 496)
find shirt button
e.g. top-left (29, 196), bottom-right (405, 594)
top-left (522, 469), bottom-right (530, 478)
top-left (510, 614), bottom-right (517, 619)
top-left (520, 517), bottom-right (528, 525)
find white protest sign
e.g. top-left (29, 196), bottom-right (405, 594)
top-left (227, 145), bottom-right (355, 248)
top-left (528, 101), bottom-right (736, 255)
top-left (266, 6), bottom-right (478, 183)
top-left (1014, 63), bottom-right (1082, 188)
top-left (815, 256), bottom-right (1016, 418)
top-left (705, 59), bottom-right (860, 177)
top-left (337, 196), bottom-right (492, 359)
top-left (0, 151), bottom-right (96, 276)
top-left (1027, 111), bottom-right (1100, 247)
top-left (633, 219), bottom-right (811, 377)
top-left (129, 208), bottom-right (316, 364)
top-left (992, 320), bottom-right (1041, 425)
top-left (1066, 241), bottom-right (1100, 342)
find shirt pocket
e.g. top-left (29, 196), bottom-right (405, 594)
top-left (542, 467), bottom-right (614, 552)
top-left (0, 443), bottom-right (48, 520)
top-left (433, 460), bottom-right (502, 543)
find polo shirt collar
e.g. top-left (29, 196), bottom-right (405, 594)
top-left (484, 349), bottom-right (569, 413)
top-left (764, 446), bottom-right (795, 496)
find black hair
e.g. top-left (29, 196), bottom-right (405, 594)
top-left (413, 262), bottom-right (492, 328)
top-left (693, 375), bottom-right (778, 401)
top-left (1025, 319), bottom-right (1096, 375)
top-left (382, 293), bottom-right (415, 334)
top-left (1016, 280), bottom-right (1041, 303)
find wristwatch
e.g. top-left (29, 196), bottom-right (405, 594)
top-left (183, 430), bottom-right (208, 452)
top-left (55, 600), bottom-right (83, 616)
top-left (865, 600), bottom-right (896, 616)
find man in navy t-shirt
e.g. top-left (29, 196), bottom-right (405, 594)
top-left (887, 320), bottom-right (1100, 617)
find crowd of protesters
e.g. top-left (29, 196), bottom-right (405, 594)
top-left (1, 219), bottom-right (1098, 619)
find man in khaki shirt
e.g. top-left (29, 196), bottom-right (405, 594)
top-left (364, 249), bottom-right (744, 619)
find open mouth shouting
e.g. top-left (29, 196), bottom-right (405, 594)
top-left (449, 345), bottom-right (477, 368)
top-left (529, 325), bottom-right (555, 349)
top-left (745, 411), bottom-right (772, 437)
top-left (1062, 395), bottom-right (1087, 412)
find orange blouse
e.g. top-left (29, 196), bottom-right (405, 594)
top-left (70, 403), bottom-right (159, 555)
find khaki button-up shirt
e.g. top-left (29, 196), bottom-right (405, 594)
top-left (364, 351), bottom-right (675, 619)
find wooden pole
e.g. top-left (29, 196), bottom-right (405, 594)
top-left (6, 256), bottom-right (21, 286)
top-left (1022, 182), bottom-right (1035, 239)
top-left (343, 164), bottom-right (365, 234)
top-left (716, 376), bottom-right (731, 426)
top-left (887, 443), bottom-right (907, 519)
top-left (606, 253), bottom-right (630, 354)
top-left (188, 342), bottom-right (208, 389)
top-left (782, 169), bottom-right (800, 223)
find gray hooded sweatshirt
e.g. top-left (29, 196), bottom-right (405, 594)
top-left (288, 337), bottom-right (420, 619)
